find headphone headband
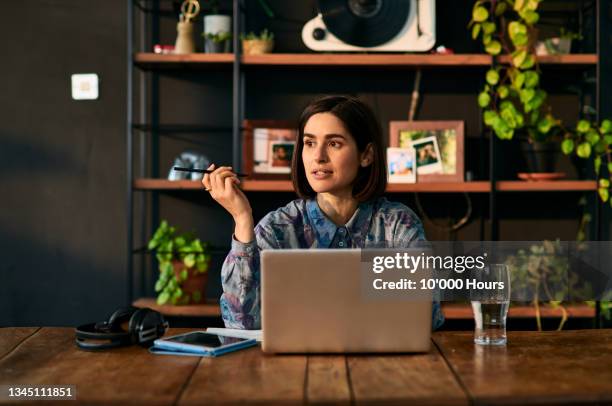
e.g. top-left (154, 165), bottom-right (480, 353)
top-left (75, 307), bottom-right (168, 351)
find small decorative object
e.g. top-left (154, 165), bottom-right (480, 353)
top-left (168, 151), bottom-right (210, 181)
top-left (203, 1), bottom-right (232, 53)
top-left (148, 220), bottom-right (211, 306)
top-left (241, 29), bottom-right (274, 55)
top-left (174, 0), bottom-right (201, 54)
top-left (153, 44), bottom-right (176, 54)
top-left (243, 120), bottom-right (297, 179)
top-left (387, 147), bottom-right (416, 183)
top-left (389, 121), bottom-right (464, 183)
top-left (203, 31), bottom-right (232, 53)
top-left (535, 29), bottom-right (582, 56)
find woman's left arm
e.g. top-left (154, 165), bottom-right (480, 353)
top-left (392, 209), bottom-right (445, 331)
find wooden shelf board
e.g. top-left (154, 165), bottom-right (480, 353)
top-left (497, 180), bottom-right (597, 191)
top-left (134, 53), bottom-right (597, 68)
top-left (442, 303), bottom-right (595, 320)
top-left (242, 53), bottom-right (493, 66)
top-left (133, 179), bottom-right (597, 192)
top-left (133, 297), bottom-right (221, 317)
top-left (499, 54), bottom-right (598, 65)
top-left (387, 182), bottom-right (490, 193)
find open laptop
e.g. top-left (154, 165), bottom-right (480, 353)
top-left (261, 249), bottom-right (433, 353)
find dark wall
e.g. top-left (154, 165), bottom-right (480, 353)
top-left (0, 1), bottom-right (127, 326)
top-left (1, 0), bottom-right (603, 326)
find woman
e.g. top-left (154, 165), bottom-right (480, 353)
top-left (202, 95), bottom-right (444, 330)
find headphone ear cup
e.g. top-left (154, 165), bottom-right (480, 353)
top-left (108, 306), bottom-right (138, 332)
top-left (128, 309), bottom-right (148, 344)
top-left (129, 308), bottom-right (168, 346)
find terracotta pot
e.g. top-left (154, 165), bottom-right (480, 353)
top-left (242, 39), bottom-right (274, 55)
top-left (172, 260), bottom-right (208, 304)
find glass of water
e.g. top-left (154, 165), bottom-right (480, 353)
top-left (470, 264), bottom-right (511, 345)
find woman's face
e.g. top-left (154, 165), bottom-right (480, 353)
top-left (302, 112), bottom-right (369, 196)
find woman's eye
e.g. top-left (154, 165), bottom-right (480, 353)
top-left (329, 141), bottom-right (341, 148)
top-left (304, 140), bottom-right (314, 147)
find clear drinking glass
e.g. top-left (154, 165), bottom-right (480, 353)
top-left (470, 264), bottom-right (511, 345)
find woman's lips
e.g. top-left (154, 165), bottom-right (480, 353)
top-left (311, 170), bottom-right (333, 180)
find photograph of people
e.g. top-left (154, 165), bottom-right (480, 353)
top-left (270, 142), bottom-right (294, 168)
top-left (202, 95), bottom-right (444, 331)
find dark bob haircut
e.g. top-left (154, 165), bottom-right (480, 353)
top-left (291, 95), bottom-right (387, 202)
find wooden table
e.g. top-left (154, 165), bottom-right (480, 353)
top-left (1, 328), bottom-right (611, 405)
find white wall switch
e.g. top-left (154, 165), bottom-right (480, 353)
top-left (71, 73), bottom-right (99, 100)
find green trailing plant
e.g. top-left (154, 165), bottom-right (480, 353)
top-left (203, 31), bottom-right (232, 43)
top-left (147, 220), bottom-right (211, 305)
top-left (240, 28), bottom-right (274, 41)
top-left (504, 240), bottom-right (594, 331)
top-left (469, 0), bottom-right (612, 204)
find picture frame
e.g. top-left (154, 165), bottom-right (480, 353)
top-left (387, 147), bottom-right (416, 183)
top-left (389, 121), bottom-right (464, 183)
top-left (243, 120), bottom-right (297, 179)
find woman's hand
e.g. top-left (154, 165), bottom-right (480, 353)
top-left (202, 164), bottom-right (254, 243)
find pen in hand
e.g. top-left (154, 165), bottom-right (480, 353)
top-left (173, 166), bottom-right (249, 177)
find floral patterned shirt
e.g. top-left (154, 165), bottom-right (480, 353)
top-left (220, 197), bottom-right (444, 330)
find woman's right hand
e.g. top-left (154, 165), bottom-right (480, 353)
top-left (202, 164), bottom-right (255, 243)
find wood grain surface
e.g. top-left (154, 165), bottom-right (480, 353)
top-left (2, 328), bottom-right (611, 405)
top-left (433, 330), bottom-right (612, 405)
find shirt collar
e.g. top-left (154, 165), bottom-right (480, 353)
top-left (305, 198), bottom-right (374, 248)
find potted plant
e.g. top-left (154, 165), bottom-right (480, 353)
top-left (469, 0), bottom-right (612, 195)
top-left (203, 31), bottom-right (232, 53)
top-left (148, 220), bottom-right (211, 305)
top-left (203, 0), bottom-right (231, 49)
top-left (536, 28), bottom-right (583, 56)
top-left (504, 240), bottom-right (595, 331)
top-left (241, 29), bottom-right (274, 55)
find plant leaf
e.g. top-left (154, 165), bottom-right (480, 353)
top-left (576, 142), bottom-right (592, 158)
top-left (577, 120), bottom-right (591, 133)
top-left (599, 178), bottom-right (610, 188)
top-left (472, 23), bottom-right (481, 39)
top-left (478, 92), bottom-right (491, 108)
top-left (524, 71), bottom-right (539, 88)
top-left (495, 2), bottom-right (508, 16)
top-left (537, 117), bottom-right (553, 134)
top-left (484, 110), bottom-right (498, 126)
top-left (512, 33), bottom-right (528, 47)
top-left (473, 6), bottom-right (489, 22)
top-left (598, 187), bottom-right (609, 202)
top-left (157, 292), bottom-right (170, 305)
top-left (482, 22), bottom-right (496, 35)
top-left (497, 85), bottom-right (509, 99)
top-left (522, 10), bottom-right (540, 24)
top-left (561, 139), bottom-right (574, 155)
top-left (520, 54), bottom-right (536, 69)
top-left (595, 156), bottom-right (602, 175)
top-left (512, 49), bottom-right (527, 67)
top-left (600, 119), bottom-right (612, 134)
top-left (486, 69), bottom-right (500, 85)
top-left (485, 40), bottom-right (502, 55)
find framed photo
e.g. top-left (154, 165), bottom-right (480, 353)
top-left (389, 121), bottom-right (464, 183)
top-left (243, 120), bottom-right (297, 179)
top-left (387, 147), bottom-right (416, 183)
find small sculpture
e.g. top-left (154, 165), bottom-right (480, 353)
top-left (174, 0), bottom-right (201, 54)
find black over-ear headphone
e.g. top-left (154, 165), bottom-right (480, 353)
top-left (75, 306), bottom-right (169, 350)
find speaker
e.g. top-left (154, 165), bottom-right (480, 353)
top-left (302, 0), bottom-right (435, 52)
top-left (75, 306), bottom-right (168, 351)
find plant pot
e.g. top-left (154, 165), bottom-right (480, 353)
top-left (242, 39), bottom-right (274, 55)
top-left (172, 260), bottom-right (208, 304)
top-left (204, 15), bottom-right (231, 36)
top-left (519, 138), bottom-right (560, 173)
top-left (535, 37), bottom-right (572, 55)
top-left (205, 39), bottom-right (231, 53)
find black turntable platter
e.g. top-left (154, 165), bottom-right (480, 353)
top-left (318, 0), bottom-right (410, 47)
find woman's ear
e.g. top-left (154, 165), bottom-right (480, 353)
top-left (360, 143), bottom-right (374, 167)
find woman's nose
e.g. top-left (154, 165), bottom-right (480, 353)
top-left (313, 145), bottom-right (328, 162)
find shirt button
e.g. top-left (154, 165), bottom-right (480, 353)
top-left (338, 241), bottom-right (345, 247)
top-left (339, 228), bottom-right (345, 234)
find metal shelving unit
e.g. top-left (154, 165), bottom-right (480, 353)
top-left (127, 0), bottom-right (609, 323)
